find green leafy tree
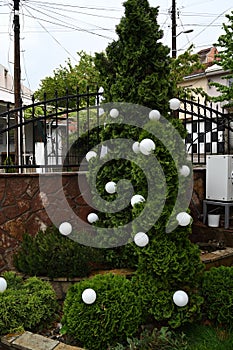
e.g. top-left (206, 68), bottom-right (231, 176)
top-left (170, 45), bottom-right (206, 99)
top-left (210, 11), bottom-right (233, 108)
top-left (34, 51), bottom-right (101, 107)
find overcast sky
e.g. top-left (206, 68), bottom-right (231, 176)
top-left (0, 0), bottom-right (232, 92)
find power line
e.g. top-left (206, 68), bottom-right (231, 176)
top-left (27, 2), bottom-right (117, 32)
top-left (23, 0), bottom-right (122, 12)
top-left (23, 5), bottom-right (79, 62)
top-left (23, 3), bottom-right (114, 40)
top-left (27, 2), bottom-right (121, 20)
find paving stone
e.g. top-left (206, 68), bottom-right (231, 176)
top-left (12, 332), bottom-right (59, 350)
top-left (55, 343), bottom-right (84, 350)
top-left (1, 332), bottom-right (22, 346)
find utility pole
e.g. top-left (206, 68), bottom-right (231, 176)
top-left (171, 0), bottom-right (177, 58)
top-left (13, 0), bottom-right (21, 167)
top-left (13, 0), bottom-right (21, 110)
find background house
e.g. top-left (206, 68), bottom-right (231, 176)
top-left (178, 47), bottom-right (231, 162)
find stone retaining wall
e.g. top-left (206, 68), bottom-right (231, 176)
top-left (0, 172), bottom-right (92, 272)
top-left (0, 168), bottom-right (206, 272)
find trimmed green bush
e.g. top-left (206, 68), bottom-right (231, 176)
top-left (202, 266), bottom-right (233, 327)
top-left (13, 226), bottom-right (104, 278)
top-left (62, 273), bottom-right (142, 350)
top-left (0, 272), bottom-right (58, 335)
top-left (111, 327), bottom-right (188, 350)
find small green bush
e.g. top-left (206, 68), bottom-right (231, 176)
top-left (112, 327), bottom-right (188, 350)
top-left (0, 272), bottom-right (58, 335)
top-left (202, 266), bottom-right (233, 327)
top-left (14, 226), bottom-right (104, 278)
top-left (62, 273), bottom-right (142, 350)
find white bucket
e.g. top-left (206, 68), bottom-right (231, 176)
top-left (208, 214), bottom-right (220, 227)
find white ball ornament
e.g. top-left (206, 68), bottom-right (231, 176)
top-left (149, 110), bottom-right (161, 121)
top-left (105, 181), bottom-right (117, 194)
top-left (86, 151), bottom-right (97, 162)
top-left (99, 108), bottom-right (105, 116)
top-left (131, 194), bottom-right (145, 207)
top-left (139, 138), bottom-right (155, 155)
top-left (0, 277), bottom-right (7, 293)
top-left (109, 108), bottom-right (119, 118)
top-left (176, 212), bottom-right (192, 226)
top-left (134, 232), bottom-right (149, 247)
top-left (173, 290), bottom-right (189, 307)
top-left (82, 288), bottom-right (97, 304)
top-left (132, 141), bottom-right (141, 154)
top-left (87, 213), bottom-right (99, 223)
top-left (180, 165), bottom-right (190, 177)
top-left (59, 222), bottom-right (72, 236)
top-left (169, 98), bottom-right (180, 110)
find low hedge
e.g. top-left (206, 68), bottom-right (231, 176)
top-left (13, 226), bottom-right (104, 278)
top-left (0, 271), bottom-right (59, 335)
top-left (202, 266), bottom-right (233, 327)
top-left (61, 273), bottom-right (142, 350)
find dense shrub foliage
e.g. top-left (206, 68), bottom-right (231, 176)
top-left (202, 266), bottom-right (233, 327)
top-left (13, 226), bottom-right (104, 278)
top-left (62, 273), bottom-right (142, 350)
top-left (0, 272), bottom-right (58, 335)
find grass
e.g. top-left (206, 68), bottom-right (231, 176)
top-left (183, 323), bottom-right (233, 350)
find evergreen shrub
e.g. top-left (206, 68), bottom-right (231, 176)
top-left (61, 273), bottom-right (142, 350)
top-left (13, 226), bottom-right (104, 278)
top-left (202, 266), bottom-right (233, 327)
top-left (0, 272), bottom-right (58, 335)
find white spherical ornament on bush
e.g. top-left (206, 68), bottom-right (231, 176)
top-left (99, 108), bottom-right (105, 116)
top-left (86, 151), bottom-right (97, 162)
top-left (59, 222), bottom-right (72, 236)
top-left (173, 290), bottom-right (189, 307)
top-left (134, 232), bottom-right (149, 247)
top-left (109, 108), bottom-right (119, 118)
top-left (139, 138), bottom-right (155, 155)
top-left (82, 288), bottom-right (97, 304)
top-left (131, 194), bottom-right (145, 207)
top-left (105, 181), bottom-right (117, 194)
top-left (87, 213), bottom-right (99, 224)
top-left (176, 212), bottom-right (192, 226)
top-left (169, 98), bottom-right (180, 110)
top-left (149, 110), bottom-right (161, 121)
top-left (132, 141), bottom-right (141, 154)
top-left (180, 165), bottom-right (190, 177)
top-left (0, 277), bottom-right (7, 293)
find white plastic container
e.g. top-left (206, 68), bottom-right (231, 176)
top-left (208, 214), bottom-right (220, 227)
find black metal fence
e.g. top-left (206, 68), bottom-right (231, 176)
top-left (0, 90), bottom-right (231, 172)
top-left (0, 88), bottom-right (103, 172)
top-left (179, 97), bottom-right (232, 165)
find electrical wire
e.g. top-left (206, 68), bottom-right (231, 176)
top-left (22, 5), bottom-right (79, 62)
top-left (23, 2), bottom-right (115, 40)
top-left (23, 0), bottom-right (122, 12)
top-left (26, 1), bottom-right (121, 20)
top-left (26, 1), bottom-right (117, 33)
top-left (179, 6), bottom-right (232, 52)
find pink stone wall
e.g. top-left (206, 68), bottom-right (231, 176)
top-left (0, 172), bottom-right (92, 272)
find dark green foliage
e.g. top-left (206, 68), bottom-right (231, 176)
top-left (13, 226), bottom-right (104, 278)
top-left (95, 0), bottom-right (175, 112)
top-left (0, 272), bottom-right (58, 335)
top-left (132, 227), bottom-right (204, 328)
top-left (202, 266), bottom-right (233, 327)
top-left (62, 273), bottom-right (142, 350)
top-left (112, 327), bottom-right (188, 350)
top-left (209, 11), bottom-right (233, 108)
